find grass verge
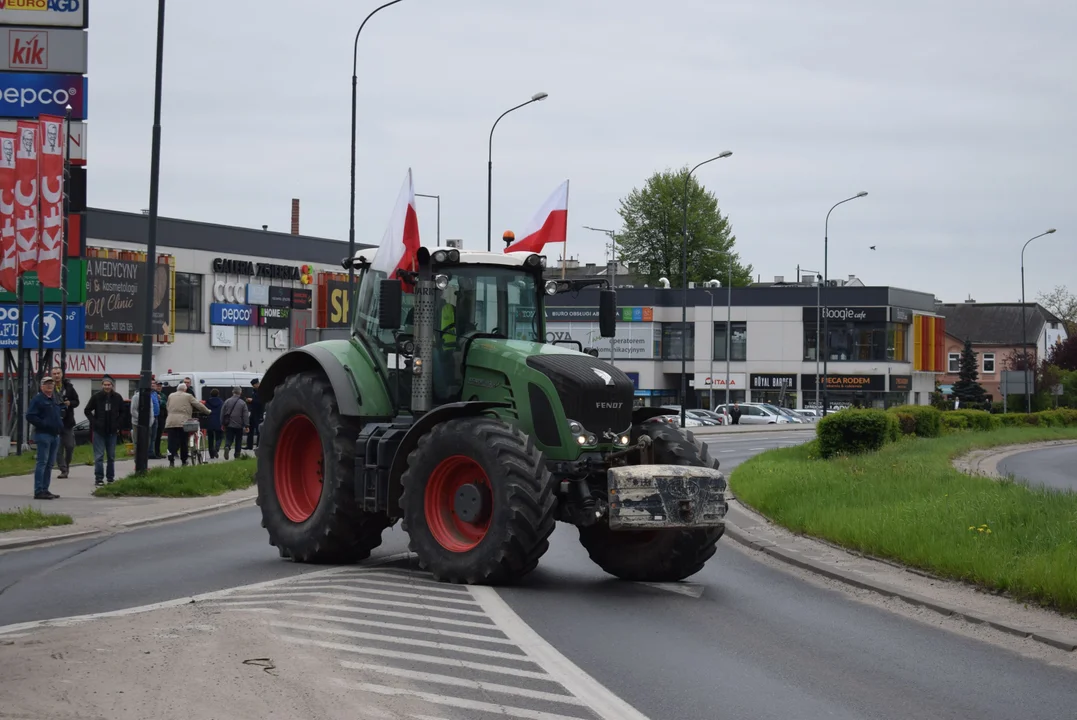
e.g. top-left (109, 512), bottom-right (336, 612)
top-left (731, 427), bottom-right (1077, 613)
top-left (93, 458), bottom-right (256, 498)
top-left (0, 442), bottom-right (133, 478)
top-left (0, 506), bottom-right (75, 532)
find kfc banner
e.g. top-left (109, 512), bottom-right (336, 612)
top-left (0, 131), bottom-right (16, 294)
top-left (36, 114), bottom-right (64, 288)
top-left (14, 120), bottom-right (38, 274)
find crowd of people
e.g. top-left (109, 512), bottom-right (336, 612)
top-left (24, 371), bottom-right (264, 499)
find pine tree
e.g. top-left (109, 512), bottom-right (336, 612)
top-left (951, 338), bottom-right (987, 405)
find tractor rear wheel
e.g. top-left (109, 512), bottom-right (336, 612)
top-left (256, 371), bottom-right (390, 563)
top-left (400, 416), bottom-right (556, 584)
top-left (578, 423), bottom-right (725, 582)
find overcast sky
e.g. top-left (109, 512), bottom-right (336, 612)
top-left (88, 0), bottom-right (1075, 304)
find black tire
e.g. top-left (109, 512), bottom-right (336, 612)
top-left (578, 423), bottom-right (725, 582)
top-left (400, 416), bottom-right (556, 584)
top-left (256, 371), bottom-right (391, 564)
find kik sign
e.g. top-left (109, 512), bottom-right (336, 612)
top-left (0, 27), bottom-right (88, 74)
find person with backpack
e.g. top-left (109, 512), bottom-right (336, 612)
top-left (26, 375), bottom-right (64, 499)
top-left (221, 386), bottom-right (250, 460)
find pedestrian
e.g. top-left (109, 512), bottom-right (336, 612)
top-left (83, 375), bottom-right (128, 486)
top-left (184, 377), bottom-right (196, 395)
top-left (730, 401), bottom-right (743, 425)
top-left (130, 386), bottom-right (160, 456)
top-left (50, 366), bottom-right (79, 479)
top-left (164, 382), bottom-right (210, 467)
top-left (205, 388), bottom-right (224, 459)
top-left (246, 378), bottom-right (263, 450)
top-left (221, 386), bottom-right (250, 460)
top-left (26, 375), bottom-right (63, 499)
top-left (152, 381), bottom-right (165, 459)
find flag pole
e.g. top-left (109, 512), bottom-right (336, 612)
top-left (59, 106), bottom-right (72, 376)
top-left (14, 275), bottom-right (22, 455)
top-left (561, 180), bottom-right (569, 280)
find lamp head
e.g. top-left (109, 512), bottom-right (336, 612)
top-left (718, 151), bottom-right (732, 159)
top-left (856, 191), bottom-right (868, 198)
top-left (531, 92), bottom-right (548, 102)
top-left (1046, 228), bottom-right (1057, 234)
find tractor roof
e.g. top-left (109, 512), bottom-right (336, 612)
top-left (349, 248), bottom-right (546, 269)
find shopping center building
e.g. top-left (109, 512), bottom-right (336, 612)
top-left (541, 279), bottom-right (946, 410)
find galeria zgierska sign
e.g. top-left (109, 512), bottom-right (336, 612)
top-left (212, 257), bottom-right (301, 281)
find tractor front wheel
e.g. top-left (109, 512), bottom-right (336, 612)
top-left (400, 416), bottom-right (556, 584)
top-left (256, 371), bottom-right (390, 564)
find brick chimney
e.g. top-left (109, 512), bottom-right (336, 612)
top-left (290, 198), bottom-right (300, 235)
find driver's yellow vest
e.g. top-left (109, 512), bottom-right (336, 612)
top-left (441, 304), bottom-right (456, 349)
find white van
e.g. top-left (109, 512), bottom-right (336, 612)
top-left (157, 371), bottom-right (262, 402)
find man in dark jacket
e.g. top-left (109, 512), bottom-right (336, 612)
top-left (729, 402), bottom-right (743, 426)
top-left (26, 376), bottom-right (64, 499)
top-left (222, 386), bottom-right (250, 460)
top-left (246, 379), bottom-right (263, 450)
top-left (50, 366), bottom-right (79, 479)
top-left (152, 380), bottom-right (165, 459)
top-left (84, 375), bottom-right (128, 486)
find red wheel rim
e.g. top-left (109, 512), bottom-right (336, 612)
top-left (274, 415), bottom-right (323, 523)
top-left (424, 455), bottom-right (491, 552)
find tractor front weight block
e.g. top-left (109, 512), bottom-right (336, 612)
top-left (607, 465), bottom-right (728, 530)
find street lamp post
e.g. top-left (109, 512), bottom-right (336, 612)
top-left (1020, 228), bottom-right (1058, 413)
top-left (703, 282), bottom-right (717, 409)
top-left (135, 0), bottom-right (167, 475)
top-left (680, 152), bottom-right (732, 428)
top-left (415, 193), bottom-right (440, 247)
top-left (800, 267), bottom-right (823, 411)
top-left (821, 191), bottom-right (868, 415)
top-left (348, 0), bottom-right (406, 298)
top-left (583, 225), bottom-right (618, 367)
top-left (487, 92), bottom-right (548, 251)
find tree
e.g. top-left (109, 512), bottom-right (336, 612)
top-left (951, 339), bottom-right (987, 405)
top-left (1036, 285), bottom-right (1077, 336)
top-left (1047, 335), bottom-right (1077, 371)
top-left (615, 168), bottom-right (753, 288)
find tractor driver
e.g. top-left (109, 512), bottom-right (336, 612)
top-left (433, 284), bottom-right (459, 400)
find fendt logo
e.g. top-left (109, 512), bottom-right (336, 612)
top-left (9, 31), bottom-right (45, 68)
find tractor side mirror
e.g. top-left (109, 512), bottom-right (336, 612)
top-left (598, 289), bottom-right (617, 338)
top-left (379, 279), bottom-right (403, 330)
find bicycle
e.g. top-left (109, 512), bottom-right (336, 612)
top-left (183, 419), bottom-right (209, 465)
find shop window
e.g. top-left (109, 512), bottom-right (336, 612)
top-left (982, 353), bottom-right (996, 374)
top-left (713, 322), bottom-right (747, 361)
top-left (804, 322), bottom-right (902, 362)
top-left (661, 323), bottom-right (694, 360)
top-left (175, 272), bottom-right (204, 333)
top-left (947, 353), bottom-right (960, 373)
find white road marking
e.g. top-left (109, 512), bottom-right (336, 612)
top-left (335, 679), bottom-right (592, 720)
top-left (270, 620), bottom-right (529, 660)
top-left (280, 635), bottom-right (552, 680)
top-left (340, 660), bottom-right (588, 706)
top-left (221, 590), bottom-right (489, 617)
top-left (635, 582), bottom-right (705, 598)
top-left (284, 610), bottom-right (517, 645)
top-left (215, 599), bottom-right (501, 630)
top-left (472, 586), bottom-right (651, 720)
top-left (241, 582), bottom-right (481, 605)
top-left (299, 575), bottom-right (471, 595)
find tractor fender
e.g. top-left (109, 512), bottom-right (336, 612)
top-left (633, 406), bottom-right (672, 425)
top-left (259, 345), bottom-right (365, 417)
top-left (387, 401), bottom-right (510, 514)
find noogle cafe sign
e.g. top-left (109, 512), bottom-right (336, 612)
top-left (212, 257), bottom-right (304, 282)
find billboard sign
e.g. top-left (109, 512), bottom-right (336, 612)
top-left (209, 303), bottom-right (255, 326)
top-left (543, 306), bottom-right (653, 323)
top-left (324, 279), bottom-right (350, 328)
top-left (0, 71), bottom-right (86, 118)
top-left (0, 0), bottom-right (87, 28)
top-left (0, 304), bottom-right (85, 348)
top-left (544, 321), bottom-right (656, 359)
top-left (85, 257), bottom-right (170, 335)
top-left (750, 373), bottom-right (798, 391)
top-left (0, 26), bottom-right (87, 72)
top-left (258, 305), bottom-right (290, 329)
top-left (694, 372), bottom-right (746, 389)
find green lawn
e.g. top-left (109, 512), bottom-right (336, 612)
top-left (93, 458), bottom-right (256, 498)
top-left (731, 427), bottom-right (1077, 613)
top-left (0, 442), bottom-right (133, 478)
top-left (0, 506), bottom-right (74, 532)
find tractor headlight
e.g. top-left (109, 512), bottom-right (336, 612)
top-left (538, 255), bottom-right (548, 268)
top-left (447, 249), bottom-right (460, 263)
top-left (545, 280), bottom-right (559, 296)
top-left (433, 250), bottom-right (448, 264)
top-left (568, 420), bottom-right (582, 434)
top-left (614, 433), bottom-right (630, 447)
top-left (576, 435), bottom-right (587, 445)
top-left (525, 253), bottom-right (542, 267)
top-left (434, 274), bottom-right (450, 290)
top-left (412, 358), bottom-right (424, 376)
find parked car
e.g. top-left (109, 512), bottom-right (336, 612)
top-left (762, 404), bottom-right (807, 424)
top-left (661, 406), bottom-right (721, 426)
top-left (691, 409), bottom-right (728, 425)
top-left (644, 413), bottom-right (706, 428)
top-left (715, 403), bottom-right (789, 424)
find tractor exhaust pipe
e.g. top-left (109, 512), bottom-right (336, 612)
top-left (411, 278), bottom-right (437, 415)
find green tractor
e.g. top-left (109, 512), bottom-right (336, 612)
top-left (255, 246), bottom-right (727, 584)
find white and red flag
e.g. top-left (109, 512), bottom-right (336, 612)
top-left (370, 168), bottom-right (421, 288)
top-left (0, 131), bottom-right (17, 294)
top-left (37, 114), bottom-right (64, 288)
top-left (14, 120), bottom-right (39, 274)
top-left (504, 180), bottom-right (569, 254)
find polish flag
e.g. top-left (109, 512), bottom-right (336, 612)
top-left (370, 168), bottom-right (420, 288)
top-left (504, 180), bottom-right (569, 254)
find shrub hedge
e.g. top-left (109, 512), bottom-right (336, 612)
top-left (887, 405), bottom-right (942, 437)
top-left (997, 409), bottom-right (1077, 428)
top-left (941, 409), bottom-right (1000, 432)
top-left (817, 409), bottom-right (900, 459)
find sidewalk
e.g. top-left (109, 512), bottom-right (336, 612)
top-left (0, 454), bottom-right (257, 551)
top-left (694, 422), bottom-right (816, 435)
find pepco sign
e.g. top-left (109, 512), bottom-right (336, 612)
top-left (210, 303), bottom-right (255, 327)
top-left (0, 0), bottom-right (87, 29)
top-left (0, 72), bottom-right (87, 118)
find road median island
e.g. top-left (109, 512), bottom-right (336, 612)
top-left (0, 506), bottom-right (74, 532)
top-left (730, 427), bottom-right (1077, 613)
top-left (94, 458), bottom-right (256, 498)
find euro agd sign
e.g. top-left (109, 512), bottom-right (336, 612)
top-left (0, 0), bottom-right (87, 29)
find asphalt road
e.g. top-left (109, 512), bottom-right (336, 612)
top-left (3, 429), bottom-right (1075, 719)
top-left (997, 443), bottom-right (1077, 492)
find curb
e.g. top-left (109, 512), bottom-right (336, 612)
top-left (0, 494), bottom-right (258, 553)
top-left (723, 520), bottom-right (1077, 653)
top-left (694, 424), bottom-right (816, 435)
top-left (953, 439), bottom-right (1077, 479)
